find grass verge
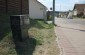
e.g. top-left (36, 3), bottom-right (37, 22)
top-left (0, 14), bottom-right (60, 55)
top-left (28, 19), bottom-right (60, 55)
top-left (0, 14), bottom-right (17, 55)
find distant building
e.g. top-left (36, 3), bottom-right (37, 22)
top-left (58, 11), bottom-right (68, 18)
top-left (47, 11), bottom-right (68, 18)
top-left (67, 10), bottom-right (73, 19)
top-left (47, 11), bottom-right (59, 18)
top-left (0, 0), bottom-right (47, 19)
top-left (73, 4), bottom-right (85, 16)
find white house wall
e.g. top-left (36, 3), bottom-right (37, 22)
top-left (73, 10), bottom-right (77, 16)
top-left (29, 0), bottom-right (46, 19)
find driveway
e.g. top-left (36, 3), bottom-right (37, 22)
top-left (55, 18), bottom-right (85, 55)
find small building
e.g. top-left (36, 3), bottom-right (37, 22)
top-left (58, 11), bottom-right (68, 18)
top-left (73, 4), bottom-right (85, 16)
top-left (29, 0), bottom-right (47, 19)
top-left (0, 0), bottom-right (47, 19)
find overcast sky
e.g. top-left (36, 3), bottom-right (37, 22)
top-left (38, 0), bottom-right (85, 11)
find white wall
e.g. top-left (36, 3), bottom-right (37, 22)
top-left (29, 0), bottom-right (46, 19)
top-left (73, 9), bottom-right (77, 16)
top-left (67, 11), bottom-right (73, 18)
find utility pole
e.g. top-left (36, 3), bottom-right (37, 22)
top-left (53, 0), bottom-right (55, 24)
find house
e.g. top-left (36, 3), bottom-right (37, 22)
top-left (0, 0), bottom-right (47, 19)
top-left (29, 0), bottom-right (47, 19)
top-left (73, 4), bottom-right (85, 16)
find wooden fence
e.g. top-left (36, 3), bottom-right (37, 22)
top-left (0, 0), bottom-right (29, 14)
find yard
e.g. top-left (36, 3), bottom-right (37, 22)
top-left (0, 14), bottom-right (60, 55)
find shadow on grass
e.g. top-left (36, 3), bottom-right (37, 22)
top-left (0, 23), bottom-right (11, 41)
top-left (13, 36), bottom-right (36, 55)
top-left (0, 14), bottom-right (10, 41)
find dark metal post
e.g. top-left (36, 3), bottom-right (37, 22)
top-left (53, 0), bottom-right (55, 24)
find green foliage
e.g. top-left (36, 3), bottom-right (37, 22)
top-left (36, 39), bottom-right (43, 45)
top-left (30, 19), bottom-right (54, 29)
top-left (29, 19), bottom-right (55, 46)
top-left (47, 15), bottom-right (53, 21)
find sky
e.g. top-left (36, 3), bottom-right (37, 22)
top-left (38, 0), bottom-right (85, 11)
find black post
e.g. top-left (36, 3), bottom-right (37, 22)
top-left (53, 0), bottom-right (55, 24)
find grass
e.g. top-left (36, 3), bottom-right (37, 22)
top-left (28, 19), bottom-right (60, 55)
top-left (0, 14), bottom-right (60, 55)
top-left (0, 14), bottom-right (17, 55)
top-left (0, 32), bottom-right (17, 55)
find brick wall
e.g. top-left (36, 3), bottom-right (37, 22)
top-left (8, 0), bottom-right (21, 14)
top-left (0, 0), bottom-right (29, 14)
top-left (74, 4), bottom-right (85, 15)
top-left (22, 0), bottom-right (29, 14)
top-left (0, 0), bottom-right (6, 13)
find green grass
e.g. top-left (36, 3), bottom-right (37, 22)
top-left (30, 19), bottom-right (54, 29)
top-left (0, 32), bottom-right (17, 55)
top-left (0, 14), bottom-right (11, 41)
top-left (0, 14), bottom-right (17, 55)
top-left (0, 14), bottom-right (59, 55)
top-left (29, 19), bottom-right (54, 45)
top-left (28, 20), bottom-right (60, 55)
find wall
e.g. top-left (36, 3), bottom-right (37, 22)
top-left (0, 0), bottom-right (29, 14)
top-left (73, 9), bottom-right (77, 16)
top-left (29, 0), bottom-right (46, 19)
top-left (8, 0), bottom-right (21, 14)
top-left (0, 0), bottom-right (6, 13)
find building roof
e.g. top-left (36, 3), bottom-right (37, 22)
top-left (74, 4), bottom-right (85, 11)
